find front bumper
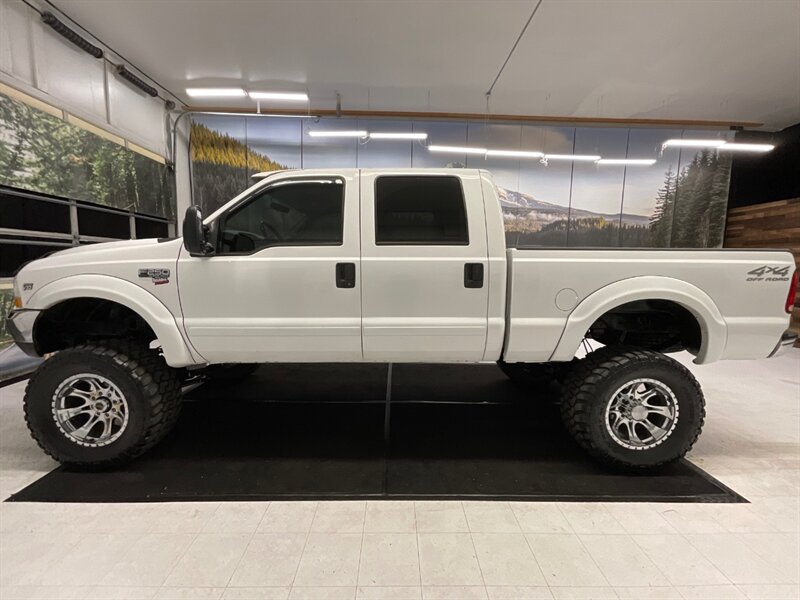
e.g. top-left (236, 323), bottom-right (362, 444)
top-left (768, 330), bottom-right (798, 358)
top-left (6, 309), bottom-right (41, 357)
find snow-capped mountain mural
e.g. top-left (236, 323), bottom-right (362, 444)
top-left (497, 187), bottom-right (650, 228)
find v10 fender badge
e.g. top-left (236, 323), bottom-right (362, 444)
top-left (138, 268), bottom-right (170, 285)
top-left (746, 265), bottom-right (791, 282)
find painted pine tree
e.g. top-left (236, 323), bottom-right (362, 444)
top-left (649, 167), bottom-right (677, 247)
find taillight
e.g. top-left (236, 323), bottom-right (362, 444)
top-left (787, 270), bottom-right (799, 314)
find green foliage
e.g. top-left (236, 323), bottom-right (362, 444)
top-left (0, 93), bottom-right (174, 219)
top-left (649, 151), bottom-right (731, 248)
top-left (0, 285), bottom-right (12, 345)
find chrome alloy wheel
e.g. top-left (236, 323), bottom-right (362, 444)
top-left (604, 378), bottom-right (678, 450)
top-left (51, 374), bottom-right (129, 447)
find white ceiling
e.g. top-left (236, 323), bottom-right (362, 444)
top-left (52, 0), bottom-right (800, 129)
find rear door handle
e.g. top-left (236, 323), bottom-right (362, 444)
top-left (464, 263), bottom-right (484, 288)
top-left (336, 262), bottom-right (356, 288)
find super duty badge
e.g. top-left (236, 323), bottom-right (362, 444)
top-left (138, 268), bottom-right (170, 285)
top-left (746, 265), bottom-right (791, 282)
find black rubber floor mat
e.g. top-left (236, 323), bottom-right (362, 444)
top-left (7, 363), bottom-right (745, 503)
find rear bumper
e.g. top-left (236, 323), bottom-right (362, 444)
top-left (768, 330), bottom-right (798, 358)
top-left (6, 309), bottom-right (40, 357)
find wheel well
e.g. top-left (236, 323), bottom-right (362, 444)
top-left (586, 299), bottom-right (702, 354)
top-left (34, 298), bottom-right (157, 355)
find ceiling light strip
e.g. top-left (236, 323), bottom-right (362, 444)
top-left (308, 130), bottom-right (368, 138)
top-left (486, 149), bottom-right (543, 158)
top-left (544, 154), bottom-right (601, 161)
top-left (717, 143), bottom-right (774, 152)
top-left (428, 145), bottom-right (488, 155)
top-left (185, 87), bottom-right (247, 98)
top-left (369, 132), bottom-right (428, 140)
top-left (596, 158), bottom-right (657, 165)
top-left (662, 139), bottom-right (726, 148)
top-left (248, 91), bottom-right (309, 101)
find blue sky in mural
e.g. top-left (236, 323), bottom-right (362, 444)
top-left (247, 117), bottom-right (302, 168)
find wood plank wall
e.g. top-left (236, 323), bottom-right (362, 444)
top-left (724, 198), bottom-right (800, 346)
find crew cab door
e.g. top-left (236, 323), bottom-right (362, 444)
top-left (359, 171), bottom-right (490, 361)
top-left (177, 173), bottom-right (362, 363)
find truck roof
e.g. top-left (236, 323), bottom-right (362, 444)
top-left (251, 167), bottom-right (489, 179)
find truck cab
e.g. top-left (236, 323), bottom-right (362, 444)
top-left (178, 169), bottom-right (507, 364)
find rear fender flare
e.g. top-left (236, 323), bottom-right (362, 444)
top-left (550, 276), bottom-right (727, 364)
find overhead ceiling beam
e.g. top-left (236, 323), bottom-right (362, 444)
top-left (183, 106), bottom-right (762, 129)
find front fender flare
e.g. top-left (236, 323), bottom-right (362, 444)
top-left (28, 274), bottom-right (197, 367)
top-left (550, 276), bottom-right (727, 364)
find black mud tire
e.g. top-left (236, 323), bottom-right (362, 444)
top-left (203, 363), bottom-right (260, 382)
top-left (560, 346), bottom-right (705, 470)
top-left (497, 361), bottom-right (575, 403)
top-left (23, 340), bottom-right (182, 470)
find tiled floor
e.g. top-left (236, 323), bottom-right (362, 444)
top-left (0, 350), bottom-right (798, 600)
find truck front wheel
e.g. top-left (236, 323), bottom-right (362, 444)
top-left (24, 340), bottom-right (182, 470)
top-left (560, 346), bottom-right (705, 470)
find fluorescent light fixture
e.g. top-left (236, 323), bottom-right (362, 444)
top-left (717, 142), bottom-right (774, 152)
top-left (428, 145), bottom-right (488, 155)
top-left (368, 132), bottom-right (428, 140)
top-left (596, 158), bottom-right (657, 165)
top-left (186, 87), bottom-right (246, 98)
top-left (486, 149), bottom-right (544, 158)
top-left (662, 139), bottom-right (726, 148)
top-left (544, 154), bottom-right (601, 161)
top-left (308, 130), bottom-right (367, 138)
top-left (248, 91), bottom-right (309, 101)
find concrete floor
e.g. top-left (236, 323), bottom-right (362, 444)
top-left (0, 351), bottom-right (798, 600)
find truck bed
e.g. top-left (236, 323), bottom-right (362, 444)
top-left (503, 248), bottom-right (795, 364)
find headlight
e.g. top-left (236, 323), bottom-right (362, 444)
top-left (12, 276), bottom-right (22, 308)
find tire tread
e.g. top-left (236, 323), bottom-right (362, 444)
top-left (23, 339), bottom-right (181, 469)
top-left (560, 345), bottom-right (705, 470)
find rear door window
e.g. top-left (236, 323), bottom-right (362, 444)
top-left (374, 176), bottom-right (468, 245)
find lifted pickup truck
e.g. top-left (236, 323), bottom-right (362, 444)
top-left (9, 169), bottom-right (798, 470)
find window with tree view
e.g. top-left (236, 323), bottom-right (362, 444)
top-left (220, 179), bottom-right (344, 253)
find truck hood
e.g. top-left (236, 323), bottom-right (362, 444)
top-left (47, 237), bottom-right (170, 259)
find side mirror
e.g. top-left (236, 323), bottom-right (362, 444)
top-left (182, 206), bottom-right (214, 256)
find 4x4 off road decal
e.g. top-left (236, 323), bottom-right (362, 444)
top-left (746, 265), bottom-right (791, 282)
top-left (138, 268), bottom-right (170, 285)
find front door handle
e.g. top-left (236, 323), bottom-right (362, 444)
top-left (464, 263), bottom-right (484, 288)
top-left (336, 262), bottom-right (356, 288)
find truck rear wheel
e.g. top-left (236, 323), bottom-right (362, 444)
top-left (24, 340), bottom-right (182, 470)
top-left (560, 346), bottom-right (705, 470)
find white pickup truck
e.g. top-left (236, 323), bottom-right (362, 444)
top-left (8, 169), bottom-right (797, 470)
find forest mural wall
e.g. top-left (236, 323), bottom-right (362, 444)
top-left (0, 92), bottom-right (174, 219)
top-left (190, 115), bottom-right (734, 248)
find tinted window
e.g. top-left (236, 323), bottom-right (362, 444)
top-left (0, 193), bottom-right (71, 233)
top-left (220, 180), bottom-right (344, 253)
top-left (375, 176), bottom-right (468, 245)
top-left (77, 205), bottom-right (130, 239)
